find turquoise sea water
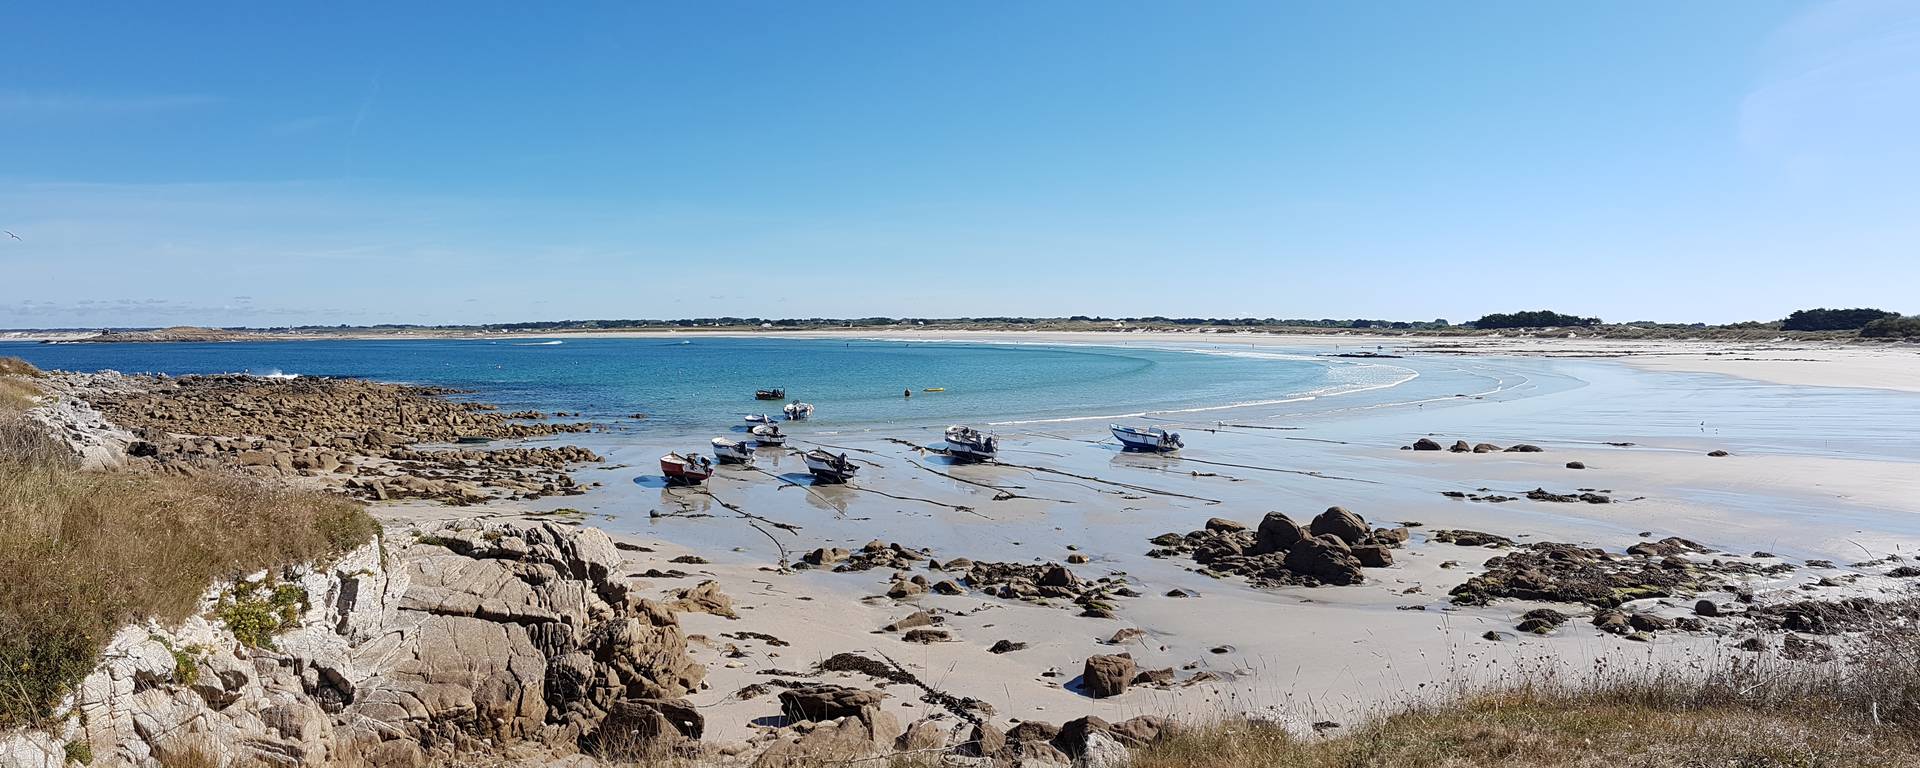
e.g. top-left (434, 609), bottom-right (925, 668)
top-left (0, 336), bottom-right (1418, 434)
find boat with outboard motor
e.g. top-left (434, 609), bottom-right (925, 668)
top-left (750, 423), bottom-right (787, 447)
top-left (784, 402), bottom-right (814, 421)
top-left (710, 437), bottom-right (754, 465)
top-left (800, 449), bottom-right (858, 483)
top-left (660, 452), bottom-right (716, 485)
top-left (1111, 424), bottom-right (1183, 453)
top-left (943, 425), bottom-right (999, 462)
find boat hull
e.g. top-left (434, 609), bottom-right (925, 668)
top-left (801, 452), bottom-right (857, 483)
top-left (944, 441), bottom-right (996, 462)
top-left (1112, 426), bottom-right (1182, 453)
top-left (661, 454), bottom-right (715, 485)
top-left (710, 439), bottom-right (754, 465)
top-left (943, 427), bottom-right (998, 462)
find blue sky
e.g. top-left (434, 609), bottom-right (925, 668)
top-left (3, 1), bottom-right (1917, 327)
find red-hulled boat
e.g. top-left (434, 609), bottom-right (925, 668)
top-left (661, 453), bottom-right (716, 486)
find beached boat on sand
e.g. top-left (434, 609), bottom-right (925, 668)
top-left (750, 423), bottom-right (786, 447)
top-left (710, 437), bottom-right (754, 465)
top-left (660, 452), bottom-right (716, 485)
top-left (943, 425), bottom-right (998, 462)
top-left (801, 449), bottom-right (858, 483)
top-left (784, 402), bottom-right (814, 421)
top-left (755, 388), bottom-right (786, 401)
top-left (1111, 424), bottom-right (1183, 453)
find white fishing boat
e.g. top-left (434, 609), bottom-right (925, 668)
top-left (801, 449), bottom-right (858, 483)
top-left (784, 402), bottom-right (814, 421)
top-left (744, 413), bottom-right (773, 424)
top-left (943, 425), bottom-right (998, 463)
top-left (710, 437), bottom-right (754, 465)
top-left (660, 452), bottom-right (715, 485)
top-left (750, 423), bottom-right (787, 446)
top-left (1111, 424), bottom-right (1183, 453)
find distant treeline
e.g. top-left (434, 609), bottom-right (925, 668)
top-left (44, 306), bottom-right (1914, 339)
top-left (1469, 310), bottom-right (1601, 329)
top-left (1779, 308), bottom-right (1900, 332)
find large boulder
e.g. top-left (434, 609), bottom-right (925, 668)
top-left (1412, 438), bottom-right (1443, 451)
top-left (1082, 654), bottom-right (1136, 698)
top-left (1253, 512), bottom-right (1306, 554)
top-left (1284, 535), bottom-right (1366, 585)
top-left (43, 521), bottom-right (708, 767)
top-left (1308, 507), bottom-right (1369, 544)
top-left (778, 684), bottom-right (885, 722)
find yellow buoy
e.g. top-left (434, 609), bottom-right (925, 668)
top-left (922, 388), bottom-right (945, 392)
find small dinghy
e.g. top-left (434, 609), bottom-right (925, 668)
top-left (1111, 424), bottom-right (1183, 453)
top-left (784, 402), bottom-right (814, 421)
top-left (660, 452), bottom-right (716, 485)
top-left (755, 388), bottom-right (786, 401)
top-left (800, 449), bottom-right (858, 483)
top-left (943, 425), bottom-right (998, 463)
top-left (750, 423), bottom-right (787, 447)
top-left (743, 413), bottom-right (773, 424)
top-left (710, 437), bottom-right (754, 465)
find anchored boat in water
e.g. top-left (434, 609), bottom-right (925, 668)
top-left (660, 452), bottom-right (716, 485)
top-left (784, 402), bottom-right (814, 421)
top-left (943, 425), bottom-right (998, 462)
top-left (755, 388), bottom-right (786, 400)
top-left (743, 413), bottom-right (773, 424)
top-left (801, 449), bottom-right (858, 483)
top-left (710, 437), bottom-right (754, 465)
top-left (750, 423), bottom-right (787, 447)
top-left (1111, 424), bottom-right (1183, 453)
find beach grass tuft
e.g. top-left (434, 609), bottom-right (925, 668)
top-left (0, 415), bottom-right (379, 729)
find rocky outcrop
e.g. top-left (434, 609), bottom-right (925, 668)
top-left (1147, 508), bottom-right (1406, 588)
top-left (40, 372), bottom-right (601, 504)
top-left (4, 522), bottom-right (702, 767)
top-left (1449, 541), bottom-right (1703, 608)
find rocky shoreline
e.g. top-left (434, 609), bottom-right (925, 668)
top-left (35, 372), bottom-right (602, 505)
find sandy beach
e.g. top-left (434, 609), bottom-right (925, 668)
top-left (11, 330), bottom-right (1920, 753)
top-left (320, 332), bottom-right (1920, 743)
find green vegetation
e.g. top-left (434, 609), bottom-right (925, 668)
top-left (62, 739), bottom-right (92, 765)
top-left (1469, 310), bottom-right (1601, 329)
top-left (214, 581), bottom-right (308, 649)
top-left (0, 415), bottom-right (378, 728)
top-left (1862, 315), bottom-right (1920, 338)
top-left (1781, 307), bottom-right (1900, 332)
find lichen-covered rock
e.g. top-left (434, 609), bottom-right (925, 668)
top-left (34, 522), bottom-right (703, 767)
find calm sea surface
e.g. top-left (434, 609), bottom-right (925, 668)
top-left (0, 337), bottom-right (1418, 434)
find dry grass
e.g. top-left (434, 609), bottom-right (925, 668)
top-left (0, 356), bottom-right (43, 378)
top-left (1128, 608), bottom-right (1920, 768)
top-left (0, 416), bottom-right (379, 728)
top-left (0, 356), bottom-right (42, 413)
